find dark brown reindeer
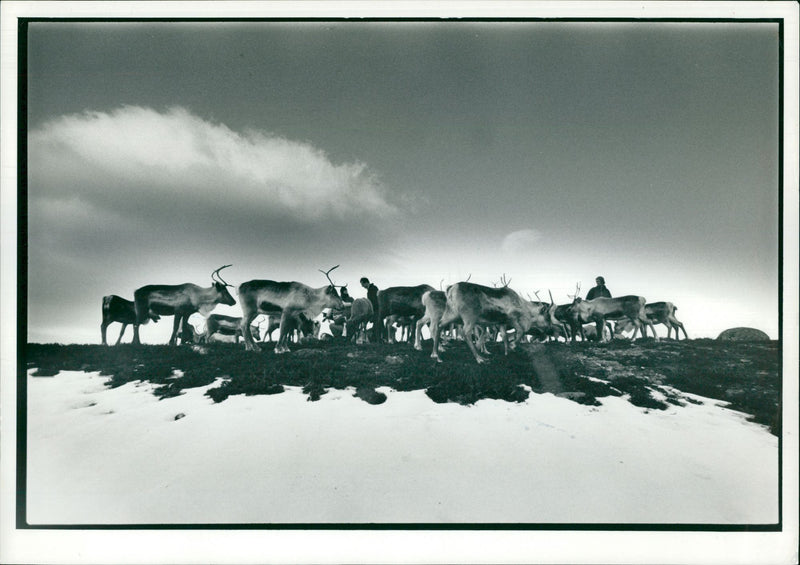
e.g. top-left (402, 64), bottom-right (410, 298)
top-left (100, 295), bottom-right (137, 345)
top-left (384, 314), bottom-right (415, 342)
top-left (375, 284), bottom-right (436, 343)
top-left (262, 312), bottom-right (315, 344)
top-left (237, 265), bottom-right (344, 353)
top-left (132, 265), bottom-right (237, 346)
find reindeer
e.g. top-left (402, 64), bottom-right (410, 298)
top-left (420, 281), bottom-right (551, 364)
top-left (263, 313), bottom-right (315, 344)
top-left (384, 314), bottom-right (415, 342)
top-left (375, 284), bottom-right (436, 343)
top-left (101, 295), bottom-right (137, 345)
top-left (339, 285), bottom-right (353, 306)
top-left (237, 265), bottom-right (344, 353)
top-left (614, 301), bottom-right (688, 340)
top-left (132, 265), bottom-right (237, 346)
top-left (553, 303), bottom-right (575, 340)
top-left (197, 314), bottom-right (262, 344)
top-left (414, 289), bottom-right (447, 358)
top-left (570, 292), bottom-right (658, 343)
top-left (528, 289), bottom-right (563, 342)
top-left (345, 298), bottom-right (374, 343)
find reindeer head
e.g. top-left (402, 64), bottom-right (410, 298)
top-left (211, 265), bottom-right (237, 306)
top-left (319, 265), bottom-right (344, 308)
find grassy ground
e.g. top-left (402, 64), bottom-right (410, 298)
top-left (25, 337), bottom-right (782, 435)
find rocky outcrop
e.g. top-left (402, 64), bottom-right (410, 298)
top-left (717, 327), bottom-right (770, 341)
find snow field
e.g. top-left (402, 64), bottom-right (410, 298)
top-left (26, 370), bottom-right (778, 525)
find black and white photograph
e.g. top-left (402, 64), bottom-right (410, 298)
top-left (1, 1), bottom-right (798, 563)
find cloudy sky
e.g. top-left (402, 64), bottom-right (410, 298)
top-left (24, 19), bottom-right (781, 343)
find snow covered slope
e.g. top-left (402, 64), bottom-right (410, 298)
top-left (26, 370), bottom-right (778, 525)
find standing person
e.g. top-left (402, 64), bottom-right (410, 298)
top-left (360, 277), bottom-right (380, 342)
top-left (586, 276), bottom-right (612, 300)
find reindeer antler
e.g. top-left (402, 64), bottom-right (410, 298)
top-left (567, 282), bottom-right (581, 301)
top-left (533, 289), bottom-right (542, 302)
top-left (493, 274), bottom-right (512, 288)
top-left (212, 265), bottom-right (233, 287)
top-left (318, 265), bottom-right (340, 287)
top-left (548, 289), bottom-right (555, 305)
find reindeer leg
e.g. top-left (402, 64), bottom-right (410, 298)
top-left (474, 327), bottom-right (486, 354)
top-left (115, 323), bottom-right (127, 346)
top-left (634, 317), bottom-right (646, 340)
top-left (594, 319), bottom-right (604, 342)
top-left (507, 325), bottom-right (520, 352)
top-left (509, 323), bottom-right (526, 354)
top-left (240, 311), bottom-right (260, 351)
top-left (462, 322), bottom-right (487, 364)
top-left (500, 327), bottom-right (510, 356)
top-left (647, 319), bottom-right (659, 342)
top-left (669, 316), bottom-right (687, 340)
top-left (101, 322), bottom-right (109, 346)
top-left (386, 317), bottom-right (396, 344)
top-left (570, 320), bottom-right (581, 343)
top-left (508, 326), bottom-right (520, 350)
top-left (414, 316), bottom-right (428, 351)
top-left (430, 316), bottom-right (445, 362)
top-left (478, 327), bottom-right (489, 355)
top-left (276, 312), bottom-right (293, 354)
top-left (430, 326), bottom-right (440, 360)
top-left (169, 315), bottom-right (182, 346)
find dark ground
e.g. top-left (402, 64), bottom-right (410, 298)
top-left (25, 337), bottom-right (782, 435)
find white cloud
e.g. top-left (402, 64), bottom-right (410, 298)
top-left (500, 229), bottom-right (542, 255)
top-left (28, 105), bottom-right (396, 221)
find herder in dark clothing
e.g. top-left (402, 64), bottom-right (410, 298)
top-left (360, 277), bottom-right (380, 341)
top-left (586, 276), bottom-right (612, 300)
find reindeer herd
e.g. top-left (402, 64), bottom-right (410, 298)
top-left (100, 265), bottom-right (688, 364)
